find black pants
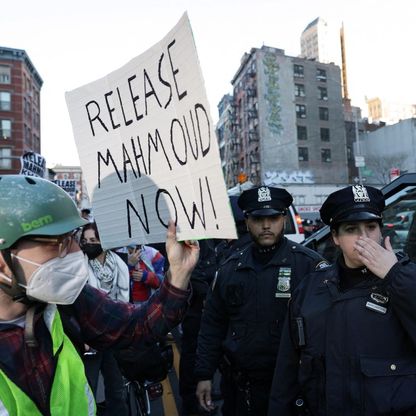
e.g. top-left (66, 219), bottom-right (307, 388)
top-left (84, 350), bottom-right (128, 416)
top-left (220, 373), bottom-right (272, 416)
top-left (179, 298), bottom-right (204, 413)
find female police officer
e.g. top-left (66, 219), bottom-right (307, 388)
top-left (268, 184), bottom-right (416, 415)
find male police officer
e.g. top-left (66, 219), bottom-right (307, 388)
top-left (195, 186), bottom-right (327, 416)
top-left (302, 219), bottom-right (315, 239)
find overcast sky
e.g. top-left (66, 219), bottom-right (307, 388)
top-left (3, 0), bottom-right (415, 167)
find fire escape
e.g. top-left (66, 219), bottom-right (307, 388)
top-left (226, 60), bottom-right (260, 186)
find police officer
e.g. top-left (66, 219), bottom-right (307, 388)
top-left (215, 195), bottom-right (252, 267)
top-left (195, 186), bottom-right (327, 416)
top-left (179, 239), bottom-right (218, 415)
top-left (302, 219), bottom-right (315, 239)
top-left (269, 185), bottom-right (416, 415)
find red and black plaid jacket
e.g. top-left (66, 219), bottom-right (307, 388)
top-left (0, 279), bottom-right (189, 415)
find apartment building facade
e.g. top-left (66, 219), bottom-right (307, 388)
top-left (0, 46), bottom-right (43, 173)
top-left (217, 45), bottom-right (348, 188)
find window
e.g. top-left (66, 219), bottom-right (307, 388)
top-left (0, 66), bottom-right (11, 84)
top-left (318, 86), bottom-right (328, 100)
top-left (295, 195), bottom-right (306, 205)
top-left (0, 148), bottom-right (12, 169)
top-left (321, 148), bottom-right (331, 163)
top-left (0, 120), bottom-right (11, 139)
top-left (296, 104), bottom-right (306, 119)
top-left (33, 134), bottom-right (40, 150)
top-left (314, 194), bottom-right (328, 204)
top-left (298, 147), bottom-right (309, 161)
top-left (24, 98), bottom-right (31, 116)
top-left (316, 68), bottom-right (327, 82)
top-left (0, 92), bottom-right (11, 111)
top-left (295, 84), bottom-right (305, 97)
top-left (33, 110), bottom-right (40, 130)
top-left (319, 107), bottom-right (329, 121)
top-left (293, 64), bottom-right (304, 78)
top-left (320, 128), bottom-right (330, 142)
top-left (24, 125), bottom-right (31, 144)
top-left (297, 125), bottom-right (307, 140)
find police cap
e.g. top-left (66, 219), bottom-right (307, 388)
top-left (320, 185), bottom-right (385, 227)
top-left (237, 186), bottom-right (293, 217)
top-left (302, 219), bottom-right (314, 226)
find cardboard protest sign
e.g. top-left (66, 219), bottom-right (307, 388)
top-left (20, 152), bottom-right (46, 177)
top-left (66, 13), bottom-right (236, 248)
top-left (53, 179), bottom-right (77, 201)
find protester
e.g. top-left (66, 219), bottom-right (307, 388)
top-left (81, 208), bottom-right (93, 222)
top-left (127, 244), bottom-right (165, 305)
top-left (0, 175), bottom-right (198, 415)
top-left (195, 186), bottom-right (327, 416)
top-left (268, 185), bottom-right (416, 415)
top-left (80, 222), bottom-right (130, 415)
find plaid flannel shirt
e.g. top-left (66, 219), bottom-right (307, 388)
top-left (0, 279), bottom-right (189, 415)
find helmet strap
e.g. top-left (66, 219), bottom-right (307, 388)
top-left (24, 304), bottom-right (39, 347)
top-left (0, 249), bottom-right (42, 347)
top-left (0, 249), bottom-right (32, 304)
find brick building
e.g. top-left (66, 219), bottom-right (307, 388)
top-left (0, 46), bottom-right (42, 173)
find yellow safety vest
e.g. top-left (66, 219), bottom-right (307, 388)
top-left (0, 304), bottom-right (96, 415)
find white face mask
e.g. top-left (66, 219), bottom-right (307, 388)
top-left (10, 251), bottom-right (89, 305)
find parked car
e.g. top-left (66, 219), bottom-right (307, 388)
top-left (302, 173), bottom-right (416, 262)
top-left (284, 204), bottom-right (305, 243)
top-left (383, 211), bottom-right (415, 250)
top-left (385, 211), bottom-right (415, 229)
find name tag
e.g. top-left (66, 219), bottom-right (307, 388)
top-left (366, 301), bottom-right (387, 314)
top-left (275, 293), bottom-right (291, 298)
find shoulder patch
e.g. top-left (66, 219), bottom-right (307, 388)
top-left (315, 260), bottom-right (330, 270)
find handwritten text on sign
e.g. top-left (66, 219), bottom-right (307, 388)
top-left (66, 13), bottom-right (236, 248)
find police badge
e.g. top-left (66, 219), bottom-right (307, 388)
top-left (275, 267), bottom-right (291, 298)
top-left (352, 185), bottom-right (370, 203)
top-left (258, 187), bottom-right (272, 202)
top-left (365, 292), bottom-right (389, 314)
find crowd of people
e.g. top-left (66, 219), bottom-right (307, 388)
top-left (1, 174), bottom-right (416, 416)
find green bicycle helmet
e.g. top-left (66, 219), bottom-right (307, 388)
top-left (0, 175), bottom-right (88, 249)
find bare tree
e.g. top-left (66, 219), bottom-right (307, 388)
top-left (365, 153), bottom-right (406, 184)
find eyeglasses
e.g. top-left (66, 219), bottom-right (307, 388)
top-left (27, 230), bottom-right (78, 258)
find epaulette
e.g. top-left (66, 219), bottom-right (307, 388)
top-left (395, 251), bottom-right (411, 265)
top-left (289, 241), bottom-right (326, 260)
top-left (217, 245), bottom-right (250, 269)
top-left (396, 251), bottom-right (407, 261)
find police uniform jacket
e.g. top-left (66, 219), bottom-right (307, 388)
top-left (194, 237), bottom-right (326, 381)
top-left (268, 255), bottom-right (416, 416)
